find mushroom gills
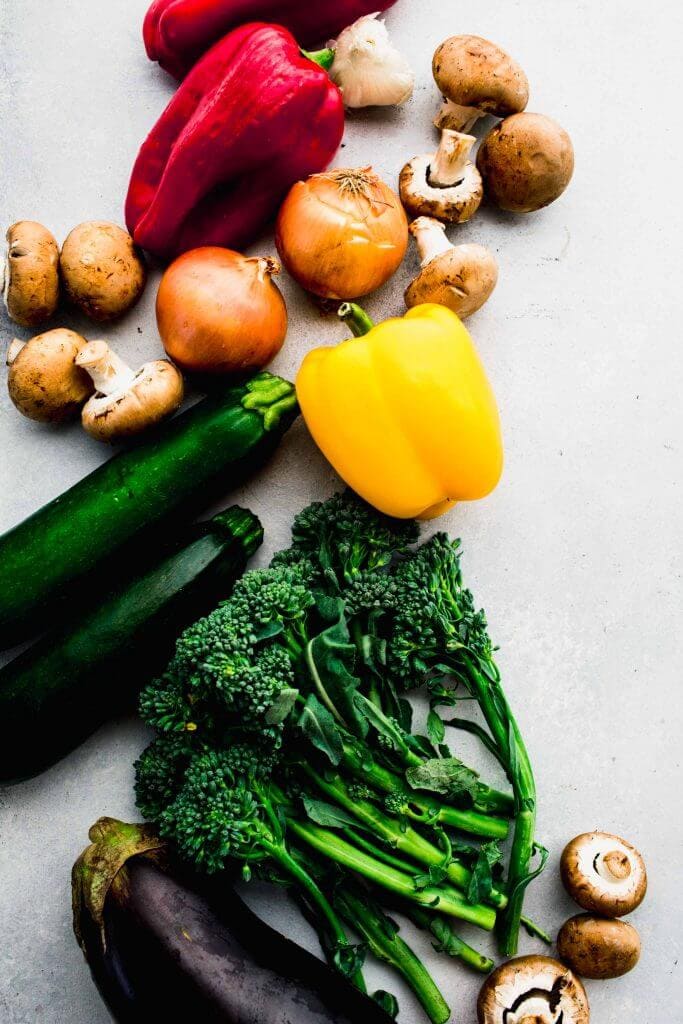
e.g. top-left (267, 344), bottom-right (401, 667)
top-left (561, 831), bottom-right (647, 916)
top-left (399, 131), bottom-right (483, 224)
top-left (477, 956), bottom-right (589, 1024)
top-left (76, 340), bottom-right (184, 442)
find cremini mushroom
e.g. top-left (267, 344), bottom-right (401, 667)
top-left (399, 130), bottom-right (483, 223)
top-left (477, 955), bottom-right (590, 1024)
top-left (60, 221), bottom-right (146, 322)
top-left (76, 340), bottom-right (184, 442)
top-left (405, 217), bottom-right (498, 318)
top-left (3, 221), bottom-right (60, 327)
top-left (560, 831), bottom-right (647, 917)
top-left (6, 328), bottom-right (93, 423)
top-left (432, 35), bottom-right (529, 133)
top-left (477, 112), bottom-right (574, 213)
top-left (558, 914), bottom-right (641, 980)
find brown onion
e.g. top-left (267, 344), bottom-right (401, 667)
top-left (275, 167), bottom-right (408, 299)
top-left (156, 247), bottom-right (287, 375)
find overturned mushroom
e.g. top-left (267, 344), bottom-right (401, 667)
top-left (399, 130), bottom-right (483, 223)
top-left (60, 221), bottom-right (146, 322)
top-left (477, 955), bottom-right (589, 1024)
top-left (558, 914), bottom-right (641, 980)
top-left (405, 217), bottom-right (497, 318)
top-left (76, 340), bottom-right (184, 442)
top-left (3, 221), bottom-right (60, 327)
top-left (477, 113), bottom-right (574, 213)
top-left (432, 35), bottom-right (529, 133)
top-left (6, 328), bottom-right (93, 423)
top-left (560, 832), bottom-right (647, 917)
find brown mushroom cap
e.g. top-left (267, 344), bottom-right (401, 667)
top-left (3, 221), bottom-right (60, 327)
top-left (477, 112), bottom-right (574, 213)
top-left (6, 328), bottom-right (93, 423)
top-left (405, 216), bottom-right (498, 320)
top-left (76, 340), bottom-right (183, 443)
top-left (560, 832), bottom-right (647, 917)
top-left (433, 35), bottom-right (529, 127)
top-left (477, 955), bottom-right (589, 1024)
top-left (60, 222), bottom-right (146, 322)
top-left (558, 914), bottom-right (641, 980)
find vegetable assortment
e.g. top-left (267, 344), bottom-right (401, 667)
top-left (125, 23), bottom-right (346, 259)
top-left (2, 3), bottom-right (632, 1023)
top-left (130, 490), bottom-right (538, 1015)
top-left (143, 0), bottom-right (399, 79)
top-left (0, 507), bottom-right (261, 782)
top-left (0, 372), bottom-right (296, 648)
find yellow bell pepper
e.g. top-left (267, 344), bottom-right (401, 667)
top-left (296, 303), bottom-right (503, 520)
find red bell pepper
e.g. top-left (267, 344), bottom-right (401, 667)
top-left (125, 22), bottom-right (344, 260)
top-left (144, 0), bottom-right (398, 79)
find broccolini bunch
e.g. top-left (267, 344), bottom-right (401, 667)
top-left (135, 491), bottom-right (544, 1022)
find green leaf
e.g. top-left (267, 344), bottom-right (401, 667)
top-left (373, 991), bottom-right (400, 1018)
top-left (306, 600), bottom-right (368, 738)
top-left (413, 864), bottom-right (449, 890)
top-left (405, 757), bottom-right (480, 801)
top-left (506, 842), bottom-right (550, 904)
top-left (427, 709), bottom-right (446, 746)
top-left (354, 693), bottom-right (410, 754)
top-left (302, 797), bottom-right (359, 830)
top-left (264, 687), bottom-right (299, 725)
top-left (333, 941), bottom-right (367, 979)
top-left (466, 841), bottom-right (502, 905)
top-left (298, 694), bottom-right (343, 765)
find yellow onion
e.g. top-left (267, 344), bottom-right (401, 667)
top-left (156, 247), bottom-right (287, 375)
top-left (275, 168), bottom-right (408, 299)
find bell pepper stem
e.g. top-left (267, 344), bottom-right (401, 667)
top-left (302, 47), bottom-right (336, 72)
top-left (338, 303), bottom-right (375, 337)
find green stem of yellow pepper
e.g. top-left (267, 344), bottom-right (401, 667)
top-left (338, 303), bottom-right (374, 337)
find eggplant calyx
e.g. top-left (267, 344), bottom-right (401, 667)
top-left (72, 817), bottom-right (165, 952)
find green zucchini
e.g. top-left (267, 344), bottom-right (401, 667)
top-left (0, 506), bottom-right (263, 783)
top-left (0, 372), bottom-right (297, 648)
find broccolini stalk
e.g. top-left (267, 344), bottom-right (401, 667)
top-left (339, 728), bottom-right (511, 836)
top-left (400, 904), bottom-right (494, 974)
top-left (301, 763), bottom-right (507, 909)
top-left (333, 884), bottom-right (451, 1024)
top-left (288, 820), bottom-right (496, 930)
top-left (386, 534), bottom-right (540, 954)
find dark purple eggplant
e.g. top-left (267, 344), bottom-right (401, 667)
top-left (72, 818), bottom-right (395, 1024)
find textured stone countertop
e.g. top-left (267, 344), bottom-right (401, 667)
top-left (1, 1), bottom-right (681, 1021)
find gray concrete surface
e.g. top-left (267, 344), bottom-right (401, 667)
top-left (1, 1), bottom-right (682, 1021)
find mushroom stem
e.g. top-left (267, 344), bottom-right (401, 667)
top-left (434, 98), bottom-right (482, 134)
top-left (6, 338), bottom-right (26, 366)
top-left (409, 217), bottom-right (454, 268)
top-left (428, 130), bottom-right (476, 188)
top-left (75, 340), bottom-right (136, 396)
top-left (601, 850), bottom-right (632, 881)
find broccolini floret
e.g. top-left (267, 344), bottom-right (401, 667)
top-left (134, 734), bottom-right (195, 821)
top-left (274, 489), bottom-right (418, 587)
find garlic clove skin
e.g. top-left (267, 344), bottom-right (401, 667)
top-left (330, 14), bottom-right (414, 108)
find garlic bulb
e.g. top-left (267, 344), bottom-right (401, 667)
top-left (330, 14), bottom-right (414, 108)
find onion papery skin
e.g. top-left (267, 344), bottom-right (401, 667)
top-left (156, 247), bottom-right (287, 375)
top-left (275, 168), bottom-right (408, 300)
